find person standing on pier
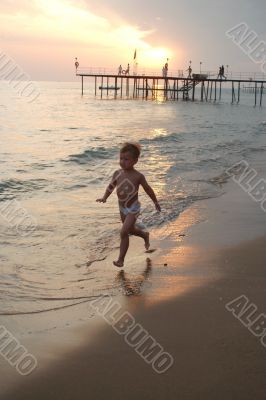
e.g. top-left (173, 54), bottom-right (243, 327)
top-left (74, 57), bottom-right (79, 72)
top-left (164, 61), bottom-right (168, 77)
top-left (217, 65), bottom-right (226, 79)
top-left (187, 65), bottom-right (192, 78)
top-left (162, 62), bottom-right (168, 77)
top-left (221, 65), bottom-right (227, 79)
top-left (125, 63), bottom-right (130, 75)
top-left (118, 65), bottom-right (123, 75)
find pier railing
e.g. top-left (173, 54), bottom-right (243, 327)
top-left (76, 67), bottom-right (266, 81)
top-left (76, 67), bottom-right (265, 106)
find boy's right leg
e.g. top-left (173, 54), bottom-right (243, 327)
top-left (113, 213), bottom-right (137, 267)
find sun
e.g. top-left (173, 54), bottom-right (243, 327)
top-left (139, 47), bottom-right (172, 69)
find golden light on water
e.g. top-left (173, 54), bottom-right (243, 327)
top-left (132, 205), bottom-right (221, 308)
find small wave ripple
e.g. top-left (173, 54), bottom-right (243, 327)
top-left (66, 146), bottom-right (116, 165)
top-left (0, 178), bottom-right (48, 201)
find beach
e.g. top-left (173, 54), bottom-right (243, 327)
top-left (1, 0), bottom-right (266, 397)
top-left (1, 164), bottom-right (266, 399)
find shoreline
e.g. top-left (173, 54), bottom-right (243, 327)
top-left (1, 170), bottom-right (266, 398)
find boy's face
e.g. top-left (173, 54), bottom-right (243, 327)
top-left (120, 151), bottom-right (137, 170)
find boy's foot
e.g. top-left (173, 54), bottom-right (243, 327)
top-left (146, 248), bottom-right (156, 253)
top-left (113, 260), bottom-right (124, 268)
top-left (144, 232), bottom-right (150, 251)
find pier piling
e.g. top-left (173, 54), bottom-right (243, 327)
top-left (77, 71), bottom-right (265, 106)
top-left (260, 83), bottom-right (263, 106)
top-left (237, 81), bottom-right (240, 103)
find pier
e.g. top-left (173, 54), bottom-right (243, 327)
top-left (243, 84), bottom-right (265, 94)
top-left (76, 69), bottom-right (265, 106)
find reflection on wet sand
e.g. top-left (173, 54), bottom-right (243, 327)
top-left (116, 258), bottom-right (152, 296)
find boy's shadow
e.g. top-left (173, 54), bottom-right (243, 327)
top-left (115, 258), bottom-right (152, 296)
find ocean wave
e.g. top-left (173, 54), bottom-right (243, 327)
top-left (30, 162), bottom-right (54, 170)
top-left (65, 146), bottom-right (116, 165)
top-left (65, 183), bottom-right (89, 190)
top-left (208, 172), bottom-right (231, 186)
top-left (204, 138), bottom-right (251, 153)
top-left (253, 123), bottom-right (266, 134)
top-left (206, 161), bottom-right (251, 186)
top-left (137, 191), bottom-right (220, 233)
top-left (168, 157), bottom-right (223, 174)
top-left (0, 178), bottom-right (48, 198)
top-left (241, 146), bottom-right (266, 157)
top-left (141, 130), bottom-right (183, 145)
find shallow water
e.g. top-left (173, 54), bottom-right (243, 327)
top-left (0, 81), bottom-right (265, 315)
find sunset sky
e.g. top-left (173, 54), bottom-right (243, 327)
top-left (0, 0), bottom-right (265, 80)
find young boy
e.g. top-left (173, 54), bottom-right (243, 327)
top-left (96, 142), bottom-right (161, 267)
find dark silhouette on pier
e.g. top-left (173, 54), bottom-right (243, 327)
top-left (76, 68), bottom-right (265, 106)
top-left (74, 58), bottom-right (79, 71)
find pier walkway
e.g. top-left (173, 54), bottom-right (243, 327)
top-left (76, 68), bottom-right (265, 106)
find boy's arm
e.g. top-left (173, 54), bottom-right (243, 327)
top-left (96, 171), bottom-right (118, 203)
top-left (140, 174), bottom-right (161, 212)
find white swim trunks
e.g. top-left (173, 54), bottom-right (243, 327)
top-left (119, 201), bottom-right (141, 217)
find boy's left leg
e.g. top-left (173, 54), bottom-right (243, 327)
top-left (130, 225), bottom-right (150, 250)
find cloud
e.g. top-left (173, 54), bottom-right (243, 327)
top-left (0, 0), bottom-right (174, 80)
top-left (0, 0), bottom-right (156, 50)
top-left (0, 0), bottom-right (38, 15)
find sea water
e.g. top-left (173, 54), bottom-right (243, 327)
top-left (0, 80), bottom-right (265, 315)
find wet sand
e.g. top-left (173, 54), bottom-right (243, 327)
top-left (1, 180), bottom-right (266, 399)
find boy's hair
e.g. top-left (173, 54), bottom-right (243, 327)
top-left (120, 142), bottom-right (141, 159)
